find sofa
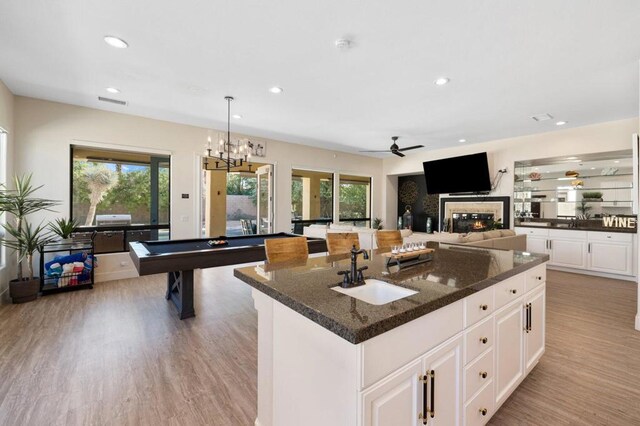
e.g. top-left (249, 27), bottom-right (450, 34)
top-left (304, 225), bottom-right (526, 251)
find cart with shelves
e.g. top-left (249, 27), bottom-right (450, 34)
top-left (39, 231), bottom-right (97, 294)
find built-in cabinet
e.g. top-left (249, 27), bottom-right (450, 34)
top-left (515, 227), bottom-right (634, 277)
top-left (251, 262), bottom-right (548, 426)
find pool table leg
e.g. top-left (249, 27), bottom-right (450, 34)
top-left (166, 270), bottom-right (195, 319)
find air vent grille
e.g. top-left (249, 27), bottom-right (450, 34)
top-left (530, 113), bottom-right (553, 122)
top-left (98, 96), bottom-right (127, 106)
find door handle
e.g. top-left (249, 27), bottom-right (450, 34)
top-left (588, 243), bottom-right (591, 253)
top-left (419, 374), bottom-right (428, 425)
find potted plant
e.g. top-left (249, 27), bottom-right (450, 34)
top-left (0, 174), bottom-right (59, 303)
top-left (372, 217), bottom-right (383, 230)
top-left (49, 217), bottom-right (78, 241)
top-left (582, 191), bottom-right (603, 201)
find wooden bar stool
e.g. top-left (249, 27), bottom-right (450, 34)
top-left (264, 236), bottom-right (309, 263)
top-left (326, 232), bottom-right (360, 255)
top-left (375, 230), bottom-right (403, 249)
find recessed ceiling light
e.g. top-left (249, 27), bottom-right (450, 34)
top-left (434, 77), bottom-right (450, 86)
top-left (335, 39), bottom-right (352, 50)
top-left (567, 157), bottom-right (578, 160)
top-left (106, 87), bottom-right (120, 94)
top-left (556, 121), bottom-right (567, 126)
top-left (269, 86), bottom-right (283, 94)
top-left (614, 160), bottom-right (620, 163)
top-left (232, 114), bottom-right (243, 119)
top-left (458, 138), bottom-right (466, 143)
top-left (104, 36), bottom-right (128, 49)
top-left (590, 167), bottom-right (596, 170)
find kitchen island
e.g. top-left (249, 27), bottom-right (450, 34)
top-left (234, 243), bottom-right (549, 426)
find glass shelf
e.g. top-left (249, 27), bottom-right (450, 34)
top-left (515, 200), bottom-right (633, 204)
top-left (514, 186), bottom-right (632, 192)
top-left (515, 172), bottom-right (633, 182)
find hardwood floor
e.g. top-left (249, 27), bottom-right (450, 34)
top-left (0, 267), bottom-right (638, 425)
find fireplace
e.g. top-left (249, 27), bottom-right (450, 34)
top-left (439, 196), bottom-right (511, 232)
top-left (452, 213), bottom-right (495, 233)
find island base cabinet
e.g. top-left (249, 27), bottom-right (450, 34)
top-left (588, 240), bottom-right (633, 275)
top-left (361, 359), bottom-right (423, 426)
top-left (361, 336), bottom-right (462, 426)
top-left (494, 299), bottom-right (525, 408)
top-left (525, 286), bottom-right (546, 373)
top-left (464, 381), bottom-right (494, 426)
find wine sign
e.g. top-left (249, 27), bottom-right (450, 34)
top-left (602, 216), bottom-right (637, 229)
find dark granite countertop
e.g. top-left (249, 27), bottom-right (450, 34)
top-left (515, 222), bottom-right (637, 233)
top-left (233, 243), bottom-right (549, 344)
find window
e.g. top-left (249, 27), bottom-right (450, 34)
top-left (71, 145), bottom-right (171, 251)
top-left (0, 130), bottom-right (6, 267)
top-left (338, 174), bottom-right (371, 228)
top-left (290, 169), bottom-right (333, 233)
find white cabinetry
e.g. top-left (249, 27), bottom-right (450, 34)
top-left (515, 227), bottom-right (635, 278)
top-left (587, 231), bottom-right (633, 275)
top-left (251, 263), bottom-right (548, 426)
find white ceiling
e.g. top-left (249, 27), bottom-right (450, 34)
top-left (1, 1), bottom-right (639, 155)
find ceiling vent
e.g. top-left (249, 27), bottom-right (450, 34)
top-left (98, 96), bottom-right (127, 106)
top-left (530, 113), bottom-right (553, 122)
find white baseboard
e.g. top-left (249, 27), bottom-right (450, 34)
top-left (0, 287), bottom-right (9, 305)
top-left (636, 314), bottom-right (640, 331)
top-left (94, 269), bottom-right (139, 283)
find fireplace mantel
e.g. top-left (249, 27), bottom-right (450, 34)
top-left (439, 196), bottom-right (511, 232)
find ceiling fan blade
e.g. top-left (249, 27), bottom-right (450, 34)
top-left (359, 149), bottom-right (392, 153)
top-left (397, 145), bottom-right (424, 152)
top-left (392, 151), bottom-right (405, 157)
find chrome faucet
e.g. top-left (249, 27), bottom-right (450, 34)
top-left (337, 245), bottom-right (369, 288)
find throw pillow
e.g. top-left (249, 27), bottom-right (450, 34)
top-left (461, 232), bottom-right (484, 243)
top-left (400, 229), bottom-right (413, 237)
top-left (500, 229), bottom-right (516, 237)
top-left (483, 230), bottom-right (503, 240)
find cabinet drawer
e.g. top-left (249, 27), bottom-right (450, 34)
top-left (515, 227), bottom-right (549, 237)
top-left (465, 348), bottom-right (493, 401)
top-left (464, 287), bottom-right (494, 327)
top-left (549, 229), bottom-right (587, 240)
top-left (494, 275), bottom-right (525, 309)
top-left (587, 231), bottom-right (633, 243)
top-left (464, 380), bottom-right (494, 426)
top-left (464, 316), bottom-right (494, 364)
top-left (524, 264), bottom-right (546, 292)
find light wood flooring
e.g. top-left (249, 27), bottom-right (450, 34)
top-left (0, 267), bottom-right (638, 425)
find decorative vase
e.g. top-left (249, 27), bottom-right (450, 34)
top-left (9, 277), bottom-right (40, 303)
top-left (402, 205), bottom-right (413, 230)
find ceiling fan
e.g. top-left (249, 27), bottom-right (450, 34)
top-left (360, 136), bottom-right (424, 157)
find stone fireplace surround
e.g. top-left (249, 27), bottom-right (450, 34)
top-left (439, 196), bottom-right (511, 232)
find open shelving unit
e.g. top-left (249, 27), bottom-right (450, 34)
top-left (39, 231), bottom-right (97, 295)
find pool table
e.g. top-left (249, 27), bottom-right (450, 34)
top-left (129, 232), bottom-right (327, 319)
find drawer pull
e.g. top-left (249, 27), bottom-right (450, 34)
top-left (536, 276), bottom-right (542, 281)
top-left (480, 408), bottom-right (488, 416)
top-left (480, 337), bottom-right (488, 344)
top-left (510, 289), bottom-right (518, 295)
top-left (479, 371), bottom-right (488, 379)
top-left (480, 304), bottom-right (488, 311)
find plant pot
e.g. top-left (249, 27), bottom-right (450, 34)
top-left (9, 278), bottom-right (40, 303)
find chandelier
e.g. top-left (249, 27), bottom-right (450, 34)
top-left (203, 96), bottom-right (252, 172)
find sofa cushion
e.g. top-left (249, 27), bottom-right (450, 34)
top-left (308, 224), bottom-right (328, 229)
top-left (329, 224), bottom-right (354, 231)
top-left (483, 230), bottom-right (503, 240)
top-left (500, 229), bottom-right (516, 237)
top-left (400, 229), bottom-right (413, 237)
top-left (461, 232), bottom-right (484, 243)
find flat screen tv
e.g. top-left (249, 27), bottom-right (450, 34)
top-left (423, 152), bottom-right (492, 194)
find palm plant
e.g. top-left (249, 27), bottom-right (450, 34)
top-left (0, 173), bottom-right (59, 282)
top-left (49, 217), bottom-right (78, 240)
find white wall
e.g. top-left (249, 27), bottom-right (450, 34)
top-left (0, 80), bottom-right (15, 302)
top-left (382, 118), bottom-right (640, 228)
top-left (13, 97), bottom-right (383, 281)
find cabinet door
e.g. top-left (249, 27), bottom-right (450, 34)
top-left (362, 359), bottom-right (423, 426)
top-left (524, 285), bottom-right (546, 374)
top-left (588, 241), bottom-right (633, 275)
top-left (549, 238), bottom-right (587, 268)
top-left (421, 336), bottom-right (463, 426)
top-left (526, 236), bottom-right (548, 255)
top-left (494, 300), bottom-right (524, 408)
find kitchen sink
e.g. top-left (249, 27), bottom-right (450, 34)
top-left (331, 279), bottom-right (418, 305)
